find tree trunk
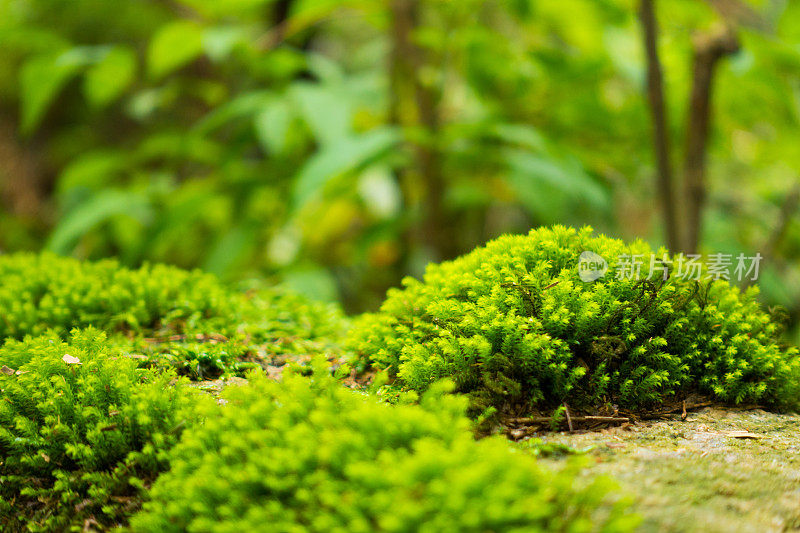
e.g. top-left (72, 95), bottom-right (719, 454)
top-left (388, 0), bottom-right (448, 261)
top-left (639, 0), bottom-right (681, 252)
top-left (683, 27), bottom-right (739, 253)
top-left (0, 112), bottom-right (45, 219)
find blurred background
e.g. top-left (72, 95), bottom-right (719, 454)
top-left (0, 0), bottom-right (798, 337)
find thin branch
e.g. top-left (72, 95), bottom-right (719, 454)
top-left (564, 403), bottom-right (574, 432)
top-left (507, 416), bottom-right (630, 425)
top-left (683, 26), bottom-right (739, 253)
top-left (639, 0), bottom-right (681, 252)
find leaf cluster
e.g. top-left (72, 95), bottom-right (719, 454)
top-left (0, 252), bottom-right (235, 340)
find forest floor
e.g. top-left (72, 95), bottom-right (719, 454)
top-left (532, 407), bottom-right (800, 532)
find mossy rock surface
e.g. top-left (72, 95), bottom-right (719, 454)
top-left (350, 226), bottom-right (800, 418)
top-left (531, 407), bottom-right (800, 532)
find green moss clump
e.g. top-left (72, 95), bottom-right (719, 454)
top-left (130, 367), bottom-right (636, 532)
top-left (0, 252), bottom-right (348, 379)
top-left (350, 226), bottom-right (800, 416)
top-left (0, 329), bottom-right (206, 531)
top-left (0, 252), bottom-right (234, 339)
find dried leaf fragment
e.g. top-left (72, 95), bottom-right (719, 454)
top-left (723, 430), bottom-right (762, 439)
top-left (62, 354), bottom-right (81, 365)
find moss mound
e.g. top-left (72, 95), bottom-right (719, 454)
top-left (0, 252), bottom-right (233, 339)
top-left (0, 329), bottom-right (206, 531)
top-left (350, 226), bottom-right (800, 417)
top-left (0, 252), bottom-right (348, 379)
top-left (130, 367), bottom-right (636, 532)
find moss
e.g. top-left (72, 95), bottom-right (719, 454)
top-left (0, 249), bottom-right (349, 529)
top-left (0, 252), bottom-right (233, 339)
top-left (0, 329), bottom-right (208, 531)
top-left (12, 246), bottom-right (793, 531)
top-left (130, 366), bottom-right (638, 532)
top-left (0, 252), bottom-right (348, 379)
top-left (350, 226), bottom-right (800, 417)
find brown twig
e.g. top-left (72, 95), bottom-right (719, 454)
top-left (144, 333), bottom-right (229, 344)
top-left (639, 399), bottom-right (715, 419)
top-left (564, 402), bottom-right (574, 432)
top-left (508, 416), bottom-right (631, 425)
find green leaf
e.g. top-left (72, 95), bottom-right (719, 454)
top-left (147, 20), bottom-right (204, 79)
top-left (47, 190), bottom-right (152, 254)
top-left (280, 264), bottom-right (340, 303)
top-left (83, 47), bottom-right (137, 108)
top-left (290, 82), bottom-right (352, 146)
top-left (253, 98), bottom-right (293, 155)
top-left (173, 0), bottom-right (268, 18)
top-left (58, 150), bottom-right (127, 193)
top-left (203, 26), bottom-right (248, 62)
top-left (490, 123), bottom-right (546, 152)
top-left (194, 90), bottom-right (271, 135)
top-left (504, 148), bottom-right (609, 223)
top-left (19, 48), bottom-right (102, 134)
top-left (291, 127), bottom-right (399, 209)
top-left (202, 224), bottom-right (256, 276)
top-left (357, 166), bottom-right (401, 218)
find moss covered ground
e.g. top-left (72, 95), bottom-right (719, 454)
top-left (2, 250), bottom-right (796, 531)
top-left (188, 373), bottom-right (800, 532)
top-left (529, 407), bottom-right (800, 532)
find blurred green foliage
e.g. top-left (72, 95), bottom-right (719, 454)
top-left (0, 0), bottom-right (798, 334)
